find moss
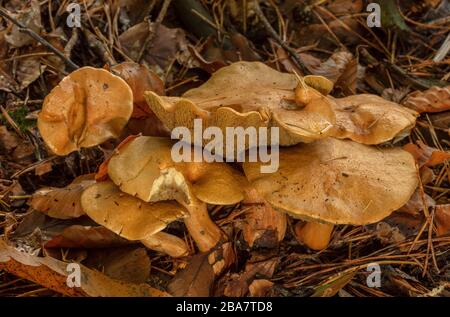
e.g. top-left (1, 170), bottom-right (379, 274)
top-left (0, 106), bottom-right (36, 132)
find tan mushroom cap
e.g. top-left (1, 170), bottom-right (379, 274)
top-left (330, 94), bottom-right (418, 144)
top-left (80, 181), bottom-right (187, 240)
top-left (38, 67), bottom-right (133, 155)
top-left (107, 136), bottom-right (247, 205)
top-left (145, 62), bottom-right (335, 150)
top-left (243, 138), bottom-right (418, 225)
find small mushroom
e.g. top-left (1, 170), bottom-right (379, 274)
top-left (38, 67), bottom-right (133, 155)
top-left (243, 138), bottom-right (418, 250)
top-left (81, 181), bottom-right (189, 257)
top-left (106, 136), bottom-right (247, 252)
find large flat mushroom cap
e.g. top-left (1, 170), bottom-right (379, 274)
top-left (145, 61), bottom-right (336, 149)
top-left (80, 181), bottom-right (187, 240)
top-left (243, 138), bottom-right (418, 225)
top-left (330, 94), bottom-right (418, 144)
top-left (107, 136), bottom-right (247, 205)
top-left (38, 67), bottom-right (133, 155)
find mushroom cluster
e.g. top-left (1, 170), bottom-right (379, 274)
top-left (34, 61), bottom-right (419, 261)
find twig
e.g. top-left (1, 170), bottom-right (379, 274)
top-left (433, 32), bottom-right (450, 63)
top-left (253, 0), bottom-right (309, 75)
top-left (0, 7), bottom-right (79, 70)
top-left (137, 0), bottom-right (172, 63)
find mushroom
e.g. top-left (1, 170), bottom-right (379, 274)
top-left (329, 94), bottom-right (418, 144)
top-left (38, 67), bottom-right (133, 155)
top-left (243, 138), bottom-right (418, 250)
top-left (81, 181), bottom-right (189, 258)
top-left (144, 61), bottom-right (336, 155)
top-left (106, 136), bottom-right (247, 252)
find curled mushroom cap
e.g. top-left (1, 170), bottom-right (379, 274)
top-left (243, 138), bottom-right (418, 225)
top-left (107, 136), bottom-right (247, 205)
top-left (145, 62), bottom-right (335, 151)
top-left (80, 181), bottom-right (187, 241)
top-left (330, 94), bottom-right (418, 144)
top-left (38, 67), bottom-right (133, 155)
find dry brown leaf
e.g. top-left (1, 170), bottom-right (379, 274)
top-left (168, 252), bottom-right (215, 296)
top-left (403, 141), bottom-right (450, 167)
top-left (119, 22), bottom-right (187, 70)
top-left (398, 189), bottom-right (435, 215)
top-left (5, 2), bottom-right (42, 48)
top-left (242, 187), bottom-right (286, 248)
top-left (330, 94), bottom-right (418, 144)
top-left (80, 181), bottom-right (187, 241)
top-left (244, 138), bottom-right (418, 225)
top-left (308, 51), bottom-right (354, 83)
top-left (435, 205), bottom-right (450, 236)
top-left (249, 279), bottom-right (274, 297)
top-left (29, 174), bottom-right (95, 219)
top-left (145, 62), bottom-right (336, 152)
top-left (0, 125), bottom-right (20, 153)
top-left (37, 67), bottom-right (133, 155)
top-left (82, 246), bottom-right (150, 284)
top-left (111, 62), bottom-right (165, 118)
top-left (45, 225), bottom-right (132, 249)
top-left (0, 240), bottom-right (167, 296)
top-left (403, 86), bottom-right (450, 113)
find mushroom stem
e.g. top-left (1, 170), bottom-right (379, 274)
top-left (141, 232), bottom-right (189, 258)
top-left (181, 197), bottom-right (224, 252)
top-left (294, 221), bottom-right (334, 251)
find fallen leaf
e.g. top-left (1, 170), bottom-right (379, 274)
top-left (29, 174), bottom-right (95, 219)
top-left (0, 125), bottom-right (20, 153)
top-left (119, 22), bottom-right (187, 70)
top-left (308, 51), bottom-right (354, 83)
top-left (4, 2), bottom-right (42, 48)
top-left (0, 240), bottom-right (168, 296)
top-left (45, 225), bottom-right (132, 249)
top-left (82, 246), bottom-right (150, 284)
top-left (248, 279), bottom-right (274, 297)
top-left (111, 62), bottom-right (165, 118)
top-left (242, 187), bottom-right (286, 248)
top-left (398, 189), bottom-right (435, 215)
top-left (435, 205), bottom-right (450, 236)
top-left (403, 86), bottom-right (450, 113)
top-left (403, 141), bottom-right (450, 167)
top-left (168, 252), bottom-right (215, 296)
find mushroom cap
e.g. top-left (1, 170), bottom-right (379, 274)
top-left (243, 138), bottom-right (418, 225)
top-left (80, 181), bottom-right (187, 240)
top-left (145, 62), bottom-right (335, 150)
top-left (38, 67), bottom-right (133, 155)
top-left (107, 136), bottom-right (247, 205)
top-left (330, 94), bottom-right (418, 144)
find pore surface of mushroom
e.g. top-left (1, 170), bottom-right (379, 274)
top-left (38, 67), bottom-right (133, 155)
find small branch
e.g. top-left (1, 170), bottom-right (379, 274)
top-left (0, 7), bottom-right (79, 70)
top-left (433, 32), bottom-right (450, 63)
top-left (137, 0), bottom-right (172, 63)
top-left (253, 0), bottom-right (309, 75)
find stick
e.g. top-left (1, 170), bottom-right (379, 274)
top-left (433, 32), bottom-right (450, 63)
top-left (0, 7), bottom-right (79, 70)
top-left (253, 0), bottom-right (309, 75)
top-left (137, 0), bottom-right (172, 63)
